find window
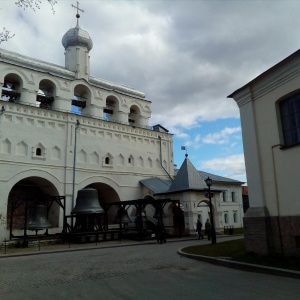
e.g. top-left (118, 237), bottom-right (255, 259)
top-left (224, 213), bottom-right (228, 224)
top-left (103, 154), bottom-right (113, 167)
top-left (231, 191), bottom-right (236, 202)
top-left (32, 145), bottom-right (45, 160)
top-left (36, 148), bottom-right (42, 156)
top-left (233, 212), bottom-right (237, 223)
top-left (280, 93), bottom-right (300, 146)
top-left (222, 191), bottom-right (227, 202)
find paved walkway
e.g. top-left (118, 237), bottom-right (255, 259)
top-left (1, 235), bottom-right (300, 280)
top-left (1, 236), bottom-right (300, 300)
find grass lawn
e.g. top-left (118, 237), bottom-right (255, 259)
top-left (182, 238), bottom-right (300, 272)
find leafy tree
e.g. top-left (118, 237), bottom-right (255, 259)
top-left (0, 0), bottom-right (57, 44)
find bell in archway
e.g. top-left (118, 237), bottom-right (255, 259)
top-left (72, 188), bottom-right (104, 214)
top-left (114, 208), bottom-right (131, 224)
top-left (135, 209), bottom-right (148, 222)
top-left (153, 206), bottom-right (167, 219)
top-left (27, 205), bottom-right (53, 230)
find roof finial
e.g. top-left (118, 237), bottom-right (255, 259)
top-left (72, 1), bottom-right (84, 26)
top-left (181, 146), bottom-right (188, 157)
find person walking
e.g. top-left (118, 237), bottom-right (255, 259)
top-left (156, 221), bottom-right (166, 244)
top-left (196, 219), bottom-right (203, 240)
top-left (205, 219), bottom-right (211, 240)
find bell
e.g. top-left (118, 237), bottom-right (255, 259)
top-left (72, 188), bottom-right (104, 214)
top-left (114, 208), bottom-right (131, 224)
top-left (135, 209), bottom-right (148, 222)
top-left (153, 206), bottom-right (167, 219)
top-left (27, 205), bottom-right (53, 230)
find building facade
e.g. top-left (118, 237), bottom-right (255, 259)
top-left (229, 49), bottom-right (300, 256)
top-left (142, 156), bottom-right (244, 235)
top-left (0, 15), bottom-right (244, 242)
top-left (0, 19), bottom-right (173, 240)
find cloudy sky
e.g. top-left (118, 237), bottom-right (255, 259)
top-left (1, 0), bottom-right (300, 183)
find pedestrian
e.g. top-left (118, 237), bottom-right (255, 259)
top-left (156, 221), bottom-right (166, 244)
top-left (196, 219), bottom-right (203, 240)
top-left (205, 219), bottom-right (211, 241)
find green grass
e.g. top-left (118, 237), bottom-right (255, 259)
top-left (182, 239), bottom-right (300, 272)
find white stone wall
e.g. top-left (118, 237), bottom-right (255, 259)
top-left (0, 72), bottom-right (173, 241)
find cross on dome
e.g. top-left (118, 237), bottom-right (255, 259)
top-left (72, 1), bottom-right (84, 25)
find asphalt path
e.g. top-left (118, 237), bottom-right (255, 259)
top-left (0, 238), bottom-right (299, 299)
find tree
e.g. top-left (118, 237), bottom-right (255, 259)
top-left (0, 0), bottom-right (57, 44)
top-left (0, 28), bottom-right (14, 44)
top-left (15, 0), bottom-right (57, 11)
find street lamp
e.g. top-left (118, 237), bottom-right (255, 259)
top-left (205, 176), bottom-right (217, 244)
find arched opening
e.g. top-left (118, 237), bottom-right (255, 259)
top-left (1, 73), bottom-right (22, 102)
top-left (128, 104), bottom-right (141, 126)
top-left (84, 182), bottom-right (121, 224)
top-left (104, 96), bottom-right (119, 122)
top-left (37, 79), bottom-right (55, 109)
top-left (168, 202), bottom-right (185, 237)
top-left (36, 148), bottom-right (42, 156)
top-left (7, 177), bottom-right (60, 235)
top-left (71, 84), bottom-right (91, 115)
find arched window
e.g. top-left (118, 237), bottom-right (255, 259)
top-left (224, 213), bottom-right (228, 224)
top-left (280, 93), bottom-right (300, 146)
top-left (222, 191), bottom-right (227, 202)
top-left (36, 148), bottom-right (42, 156)
top-left (105, 157), bottom-right (110, 164)
top-left (233, 212), bottom-right (238, 223)
top-left (231, 191), bottom-right (236, 202)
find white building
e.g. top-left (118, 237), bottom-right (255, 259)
top-left (229, 49), bottom-right (300, 256)
top-left (144, 155), bottom-right (244, 235)
top-left (0, 13), bottom-right (243, 242)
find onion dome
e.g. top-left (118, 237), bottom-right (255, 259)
top-left (62, 25), bottom-right (93, 51)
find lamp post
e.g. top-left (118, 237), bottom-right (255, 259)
top-left (205, 176), bottom-right (217, 244)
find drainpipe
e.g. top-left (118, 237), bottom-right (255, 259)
top-left (0, 106), bottom-right (5, 138)
top-left (71, 120), bottom-right (80, 226)
top-left (271, 144), bottom-right (284, 256)
top-left (158, 136), bottom-right (173, 181)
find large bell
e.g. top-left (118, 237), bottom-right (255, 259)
top-left (153, 206), bottom-right (167, 219)
top-left (135, 209), bottom-right (148, 222)
top-left (27, 205), bottom-right (53, 230)
top-left (114, 208), bottom-right (131, 224)
top-left (72, 188), bottom-right (104, 215)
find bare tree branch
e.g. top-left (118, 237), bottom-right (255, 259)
top-left (0, 27), bottom-right (15, 44)
top-left (15, 0), bottom-right (57, 13)
top-left (0, 1), bottom-right (57, 44)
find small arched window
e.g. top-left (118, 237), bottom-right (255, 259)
top-left (36, 148), bottom-right (42, 156)
top-left (105, 157), bottom-right (110, 164)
